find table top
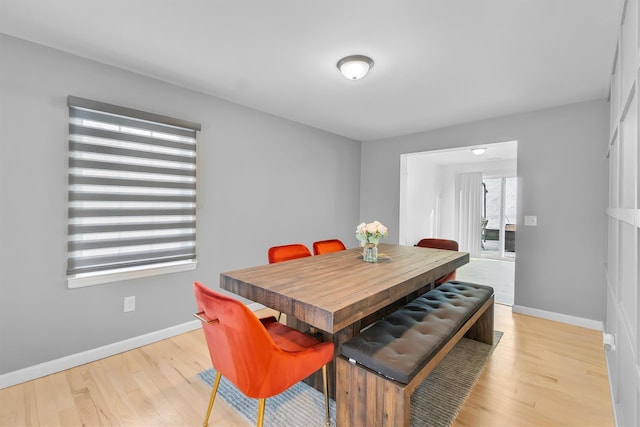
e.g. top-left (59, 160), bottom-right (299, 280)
top-left (220, 243), bottom-right (469, 334)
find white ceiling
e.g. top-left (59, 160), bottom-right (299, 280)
top-left (0, 0), bottom-right (621, 141)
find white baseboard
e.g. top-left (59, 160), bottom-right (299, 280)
top-left (0, 319), bottom-right (202, 390)
top-left (0, 304), bottom-right (605, 390)
top-left (604, 352), bottom-right (621, 427)
top-left (0, 303), bottom-right (271, 390)
top-left (512, 305), bottom-right (604, 331)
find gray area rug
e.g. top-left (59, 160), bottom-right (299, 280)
top-left (198, 330), bottom-right (502, 427)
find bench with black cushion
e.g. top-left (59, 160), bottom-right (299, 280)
top-left (336, 281), bottom-right (494, 427)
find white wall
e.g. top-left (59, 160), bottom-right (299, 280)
top-left (361, 100), bottom-right (609, 323)
top-left (401, 155), bottom-right (442, 245)
top-left (0, 35), bottom-right (361, 375)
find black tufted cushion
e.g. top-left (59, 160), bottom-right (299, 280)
top-left (340, 281), bottom-right (494, 384)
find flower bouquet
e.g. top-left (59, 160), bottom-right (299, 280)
top-left (356, 221), bottom-right (388, 262)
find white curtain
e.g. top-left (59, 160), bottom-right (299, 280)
top-left (454, 172), bottom-right (483, 257)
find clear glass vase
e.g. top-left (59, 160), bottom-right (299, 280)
top-left (363, 243), bottom-right (378, 263)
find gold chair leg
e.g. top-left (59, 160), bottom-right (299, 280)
top-left (203, 371), bottom-right (221, 427)
top-left (257, 398), bottom-right (266, 427)
top-left (322, 365), bottom-right (330, 426)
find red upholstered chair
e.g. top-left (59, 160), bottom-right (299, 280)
top-left (312, 239), bottom-right (347, 255)
top-left (193, 282), bottom-right (334, 427)
top-left (267, 244), bottom-right (312, 321)
top-left (267, 243), bottom-right (312, 264)
top-left (415, 238), bottom-right (460, 285)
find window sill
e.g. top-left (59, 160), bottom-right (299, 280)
top-left (67, 260), bottom-right (197, 289)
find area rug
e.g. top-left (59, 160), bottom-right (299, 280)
top-left (198, 330), bottom-right (502, 427)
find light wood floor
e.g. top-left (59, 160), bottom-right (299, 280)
top-left (0, 304), bottom-right (614, 426)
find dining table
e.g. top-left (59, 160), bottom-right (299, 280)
top-left (220, 242), bottom-right (469, 398)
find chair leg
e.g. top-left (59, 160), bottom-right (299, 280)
top-left (257, 398), bottom-right (266, 427)
top-left (322, 365), bottom-right (330, 426)
top-left (203, 371), bottom-right (221, 427)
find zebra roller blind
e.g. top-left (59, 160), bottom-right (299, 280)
top-left (67, 96), bottom-right (200, 278)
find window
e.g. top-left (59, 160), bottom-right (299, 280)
top-left (67, 96), bottom-right (201, 288)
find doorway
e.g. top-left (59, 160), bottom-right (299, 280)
top-left (399, 140), bottom-right (517, 306)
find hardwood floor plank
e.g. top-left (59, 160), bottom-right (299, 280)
top-left (8, 382), bottom-right (39, 426)
top-left (49, 371), bottom-right (82, 424)
top-left (131, 368), bottom-right (181, 425)
top-left (453, 304), bottom-right (614, 427)
top-left (65, 367), bottom-right (104, 426)
top-left (94, 358), bottom-right (146, 426)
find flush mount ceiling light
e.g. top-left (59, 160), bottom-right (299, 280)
top-left (337, 55), bottom-right (374, 80)
top-left (471, 148), bottom-right (487, 155)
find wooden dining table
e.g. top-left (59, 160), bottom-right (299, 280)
top-left (220, 242), bottom-right (469, 398)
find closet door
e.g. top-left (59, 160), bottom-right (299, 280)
top-left (605, 0), bottom-right (640, 424)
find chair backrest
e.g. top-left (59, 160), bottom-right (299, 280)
top-left (415, 238), bottom-right (459, 252)
top-left (415, 238), bottom-right (459, 284)
top-left (312, 239), bottom-right (346, 255)
top-left (193, 281), bottom-right (279, 397)
top-left (268, 244), bottom-right (312, 263)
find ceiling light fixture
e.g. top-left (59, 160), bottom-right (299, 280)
top-left (471, 148), bottom-right (487, 155)
top-left (337, 55), bottom-right (374, 80)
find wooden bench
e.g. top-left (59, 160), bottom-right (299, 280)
top-left (336, 281), bottom-right (494, 427)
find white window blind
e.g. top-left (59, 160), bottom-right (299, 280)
top-left (67, 96), bottom-right (200, 283)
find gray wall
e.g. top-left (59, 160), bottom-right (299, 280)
top-left (361, 100), bottom-right (609, 321)
top-left (0, 35), bottom-right (361, 374)
top-left (0, 32), bottom-right (610, 377)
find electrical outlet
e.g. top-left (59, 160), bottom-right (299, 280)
top-left (603, 333), bottom-right (616, 351)
top-left (524, 215), bottom-right (537, 226)
top-left (124, 296), bottom-right (136, 312)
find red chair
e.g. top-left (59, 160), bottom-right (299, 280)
top-left (312, 239), bottom-right (347, 255)
top-left (268, 244), bottom-right (312, 321)
top-left (415, 238), bottom-right (459, 285)
top-left (268, 244), bottom-right (312, 264)
top-left (193, 282), bottom-right (334, 427)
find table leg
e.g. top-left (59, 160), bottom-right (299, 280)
top-left (286, 282), bottom-right (434, 399)
top-left (286, 317), bottom-right (360, 399)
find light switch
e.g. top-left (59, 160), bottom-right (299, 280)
top-left (524, 216), bottom-right (537, 226)
top-left (124, 296), bottom-right (136, 312)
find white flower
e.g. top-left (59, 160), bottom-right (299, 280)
top-left (365, 222), bottom-right (378, 233)
top-left (356, 220), bottom-right (388, 245)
